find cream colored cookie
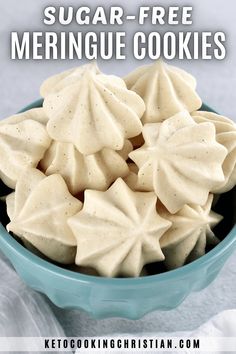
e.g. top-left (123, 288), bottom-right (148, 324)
top-left (124, 60), bottom-right (202, 123)
top-left (40, 62), bottom-right (100, 97)
top-left (44, 68), bottom-right (145, 155)
top-left (123, 163), bottom-right (138, 190)
top-left (192, 110), bottom-right (236, 193)
top-left (117, 139), bottom-right (133, 160)
top-left (7, 168), bottom-right (82, 264)
top-left (0, 107), bottom-right (48, 126)
top-left (40, 141), bottom-right (130, 195)
top-left (0, 118), bottom-right (51, 189)
top-left (159, 194), bottom-right (222, 269)
top-left (129, 111), bottom-right (227, 213)
top-left (68, 178), bottom-right (171, 277)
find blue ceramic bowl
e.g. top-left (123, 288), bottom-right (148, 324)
top-left (0, 100), bottom-right (235, 319)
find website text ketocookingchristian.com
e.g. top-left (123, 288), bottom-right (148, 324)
top-left (43, 337), bottom-right (200, 351)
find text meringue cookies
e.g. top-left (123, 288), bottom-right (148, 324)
top-left (1, 60), bottom-right (235, 278)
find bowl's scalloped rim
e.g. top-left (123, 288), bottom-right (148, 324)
top-left (0, 223), bottom-right (235, 286)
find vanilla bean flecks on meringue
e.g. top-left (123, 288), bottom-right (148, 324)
top-left (192, 111), bottom-right (236, 193)
top-left (125, 60), bottom-right (202, 123)
top-left (7, 168), bottom-right (82, 264)
top-left (68, 178), bottom-right (171, 277)
top-left (159, 194), bottom-right (222, 269)
top-left (40, 141), bottom-right (131, 195)
top-left (44, 68), bottom-right (145, 155)
top-left (40, 62), bottom-right (100, 97)
top-left (129, 111), bottom-right (228, 213)
top-left (0, 116), bottom-right (51, 189)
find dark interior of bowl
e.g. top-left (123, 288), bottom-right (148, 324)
top-left (0, 179), bottom-right (235, 277)
top-left (0, 100), bottom-right (235, 277)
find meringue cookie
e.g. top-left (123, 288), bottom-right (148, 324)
top-left (7, 191), bottom-right (50, 259)
top-left (159, 194), bottom-right (222, 269)
top-left (123, 163), bottom-right (138, 190)
top-left (40, 62), bottom-right (100, 97)
top-left (68, 178), bottom-right (171, 277)
top-left (44, 69), bottom-right (145, 155)
top-left (192, 111), bottom-right (236, 193)
top-left (124, 60), bottom-right (202, 123)
top-left (0, 107), bottom-right (49, 126)
top-left (40, 141), bottom-right (130, 195)
top-left (7, 194), bottom-right (54, 260)
top-left (129, 111), bottom-right (228, 213)
top-left (0, 119), bottom-right (51, 189)
top-left (117, 139), bottom-right (133, 160)
top-left (7, 168), bottom-right (82, 264)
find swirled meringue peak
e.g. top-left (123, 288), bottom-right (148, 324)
top-left (192, 111), bottom-right (236, 193)
top-left (44, 68), bottom-right (145, 155)
top-left (124, 60), bottom-right (202, 123)
top-left (68, 178), bottom-right (171, 277)
top-left (159, 194), bottom-right (222, 270)
top-left (40, 62), bottom-right (100, 97)
top-left (40, 141), bottom-right (130, 195)
top-left (0, 115), bottom-right (51, 189)
top-left (7, 168), bottom-right (82, 264)
top-left (129, 111), bottom-right (228, 213)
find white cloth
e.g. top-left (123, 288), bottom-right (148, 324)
top-left (0, 252), bottom-right (71, 354)
top-left (96, 311), bottom-right (236, 354)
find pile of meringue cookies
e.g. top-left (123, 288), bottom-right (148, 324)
top-left (1, 60), bottom-right (236, 277)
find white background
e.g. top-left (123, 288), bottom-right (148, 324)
top-left (0, 0), bottom-right (235, 337)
